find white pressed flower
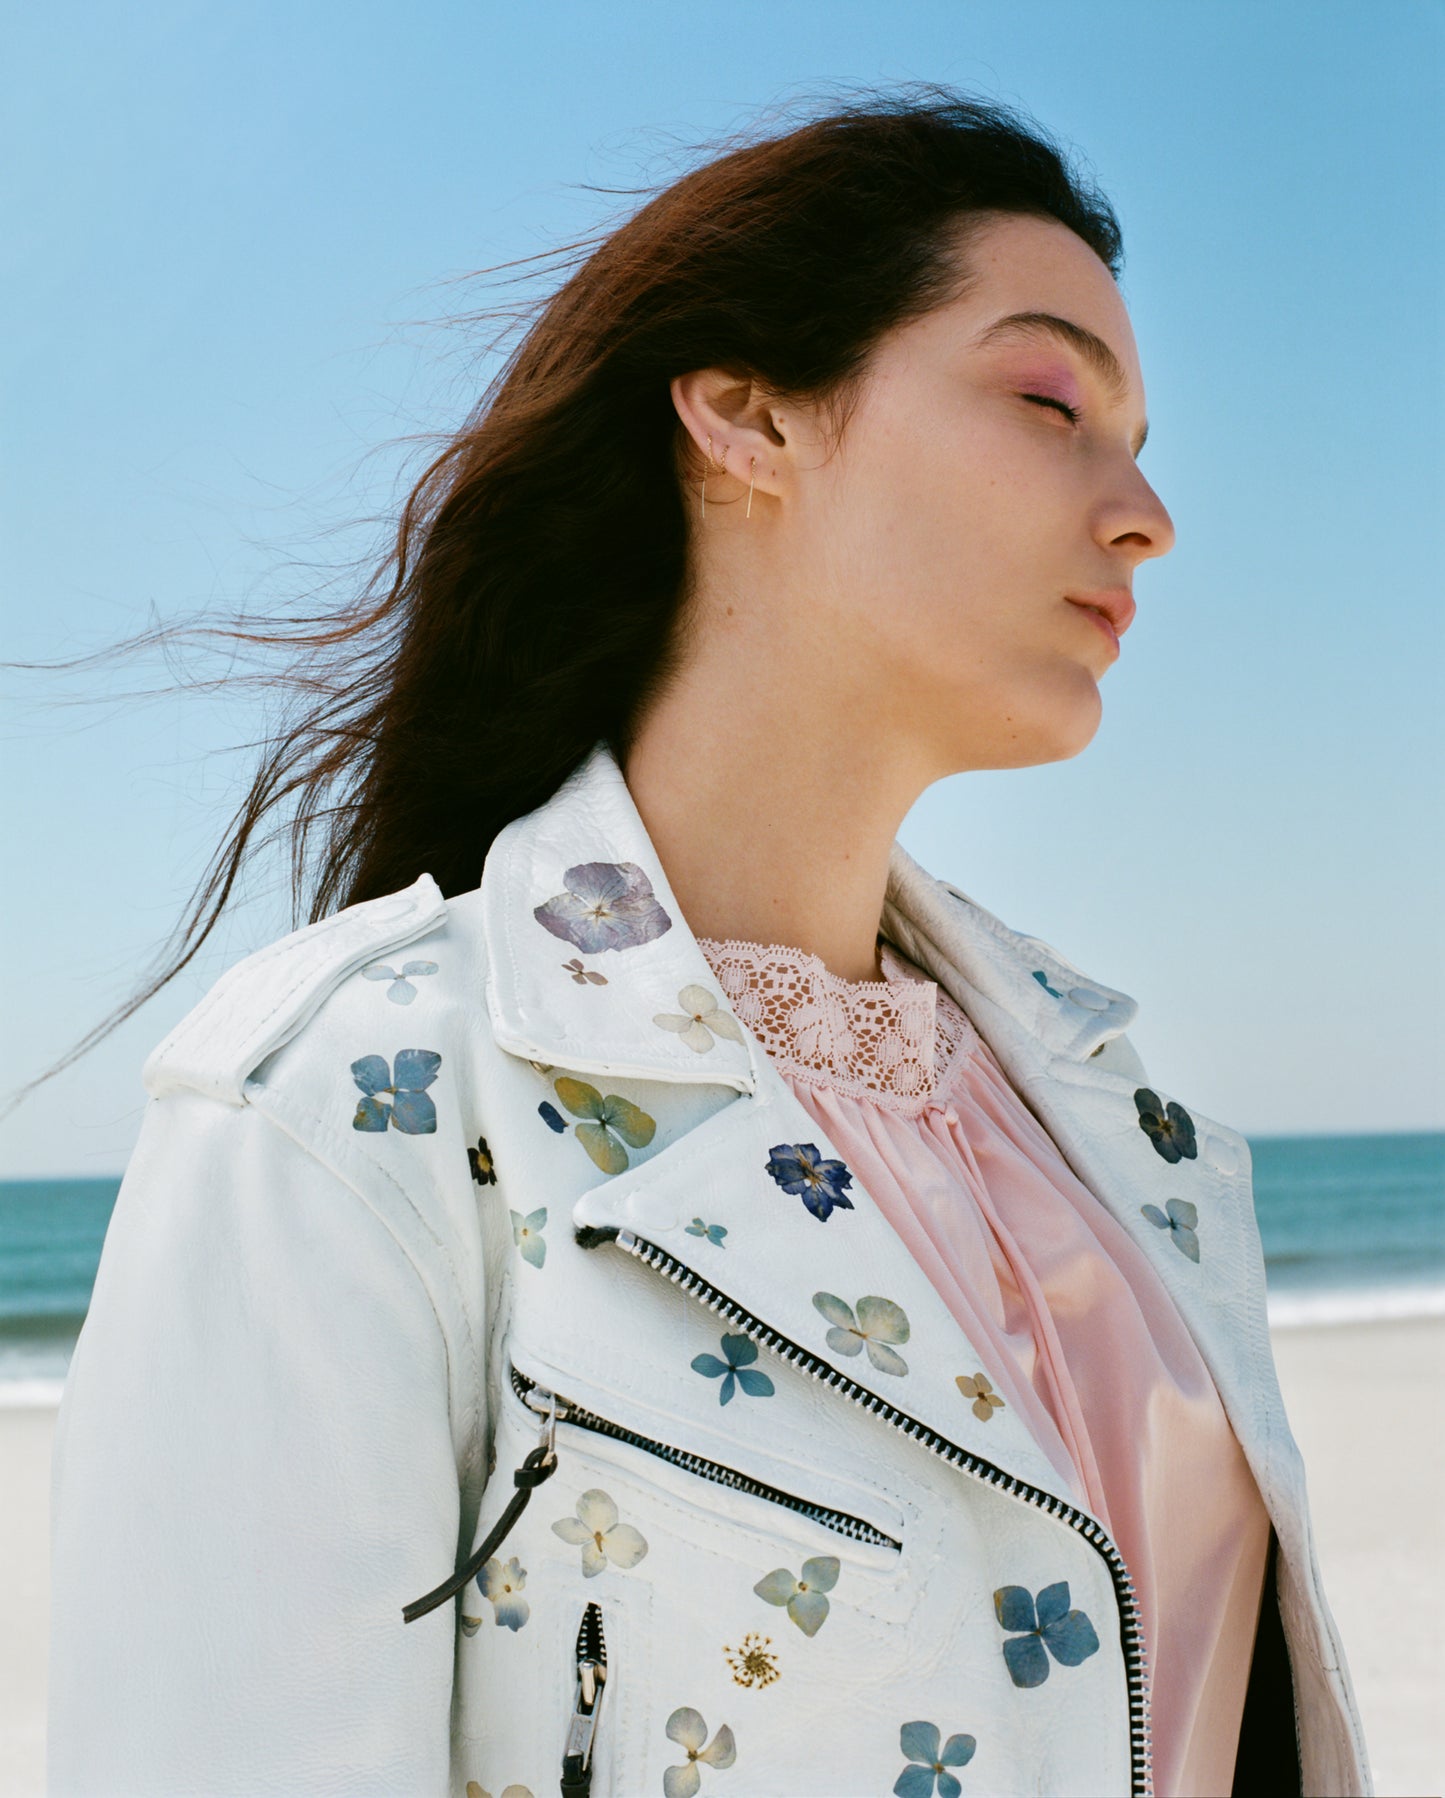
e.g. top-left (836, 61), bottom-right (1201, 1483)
top-left (652, 983), bottom-right (746, 1053)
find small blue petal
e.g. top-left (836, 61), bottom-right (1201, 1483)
top-left (899, 1720), bottom-right (940, 1764)
top-left (1044, 1608), bottom-right (1101, 1667)
top-left (350, 1054), bottom-right (391, 1096)
top-left (392, 1047), bottom-right (442, 1091)
top-left (352, 1095), bottom-right (390, 1133)
top-left (1003, 1632), bottom-right (1051, 1688)
top-left (994, 1585), bottom-right (1037, 1633)
top-left (1035, 1580), bottom-right (1071, 1630)
top-left (939, 1734), bottom-right (976, 1768)
top-left (390, 1089), bottom-right (437, 1134)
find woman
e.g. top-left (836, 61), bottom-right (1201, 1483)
top-left (45, 89), bottom-right (1371, 1796)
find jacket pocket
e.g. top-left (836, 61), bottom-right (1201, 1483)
top-left (510, 1357), bottom-right (903, 1555)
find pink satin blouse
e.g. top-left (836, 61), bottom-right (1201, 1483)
top-left (696, 929), bottom-right (1273, 1798)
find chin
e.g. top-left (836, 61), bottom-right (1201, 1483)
top-left (991, 688), bottom-right (1103, 769)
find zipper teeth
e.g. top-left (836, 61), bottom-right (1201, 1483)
top-left (575, 1599), bottom-right (607, 1667)
top-left (508, 1361), bottom-right (901, 1550)
top-left (613, 1227), bottom-right (1155, 1798)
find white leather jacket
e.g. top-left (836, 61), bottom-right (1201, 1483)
top-left (47, 739), bottom-right (1372, 1796)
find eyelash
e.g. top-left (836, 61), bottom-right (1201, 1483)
top-left (1021, 393), bottom-right (1081, 425)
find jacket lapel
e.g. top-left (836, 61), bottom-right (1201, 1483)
top-left (481, 738), bottom-right (1286, 1525)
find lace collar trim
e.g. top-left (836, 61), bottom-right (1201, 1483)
top-left (695, 932), bottom-right (979, 1115)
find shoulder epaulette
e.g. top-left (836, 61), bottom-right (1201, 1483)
top-left (142, 874), bottom-right (448, 1105)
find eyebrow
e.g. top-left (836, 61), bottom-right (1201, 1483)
top-left (972, 310), bottom-right (1150, 456)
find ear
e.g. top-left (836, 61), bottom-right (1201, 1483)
top-left (669, 368), bottom-right (800, 509)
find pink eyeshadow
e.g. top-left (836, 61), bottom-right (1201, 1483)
top-left (1001, 360), bottom-right (1083, 407)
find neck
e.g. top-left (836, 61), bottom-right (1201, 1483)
top-left (621, 666), bottom-right (936, 987)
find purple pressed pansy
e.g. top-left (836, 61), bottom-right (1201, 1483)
top-left (994, 1580), bottom-right (1100, 1687)
top-left (1134, 1087), bottom-right (1198, 1163)
top-left (533, 860), bottom-right (672, 955)
top-left (764, 1142), bottom-right (856, 1222)
top-left (350, 1050), bottom-right (441, 1134)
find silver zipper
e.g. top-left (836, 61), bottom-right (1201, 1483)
top-left (510, 1360), bottom-right (900, 1550)
top-left (561, 1600), bottom-right (608, 1796)
top-left (594, 1225), bottom-right (1154, 1798)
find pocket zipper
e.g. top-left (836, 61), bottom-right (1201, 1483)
top-left (559, 1600), bottom-right (607, 1797)
top-left (511, 1360), bottom-right (900, 1551)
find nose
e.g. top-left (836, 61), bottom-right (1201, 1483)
top-left (1104, 469), bottom-right (1176, 566)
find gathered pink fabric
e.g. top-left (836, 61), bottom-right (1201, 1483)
top-left (697, 929), bottom-right (1274, 1798)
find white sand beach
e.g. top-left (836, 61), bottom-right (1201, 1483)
top-left (2, 1318), bottom-right (1441, 1797)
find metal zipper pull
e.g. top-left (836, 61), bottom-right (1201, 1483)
top-left (400, 1388), bottom-right (563, 1624)
top-left (559, 1600), bottom-right (608, 1797)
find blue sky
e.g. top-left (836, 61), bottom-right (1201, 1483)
top-left (2, 1), bottom-right (1440, 1176)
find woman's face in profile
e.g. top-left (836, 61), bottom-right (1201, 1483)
top-left (767, 212), bottom-right (1177, 774)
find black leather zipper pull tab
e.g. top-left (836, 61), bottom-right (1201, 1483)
top-left (560, 1600), bottom-right (608, 1796)
top-left (401, 1390), bottom-right (562, 1624)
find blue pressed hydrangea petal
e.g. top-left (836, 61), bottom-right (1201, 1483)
top-left (392, 1048), bottom-right (441, 1091)
top-left (899, 1720), bottom-right (940, 1764)
top-left (1045, 1607), bottom-right (1101, 1667)
top-left (390, 1089), bottom-right (437, 1134)
top-left (350, 1054), bottom-right (391, 1096)
top-left (994, 1585), bottom-right (1037, 1633)
top-left (1003, 1632), bottom-right (1051, 1688)
top-left (892, 1766), bottom-right (936, 1798)
top-left (939, 1733), bottom-right (976, 1768)
top-left (1035, 1580), bottom-right (1071, 1631)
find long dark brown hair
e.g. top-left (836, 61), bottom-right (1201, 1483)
top-left (17, 81), bottom-right (1123, 1099)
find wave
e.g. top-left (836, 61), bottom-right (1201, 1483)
top-left (0, 1377), bottom-right (68, 1408)
top-left (1266, 1281), bottom-right (1445, 1329)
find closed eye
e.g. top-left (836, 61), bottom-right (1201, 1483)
top-left (1021, 393), bottom-right (1081, 424)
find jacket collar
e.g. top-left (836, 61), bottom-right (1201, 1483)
top-left (481, 738), bottom-right (1139, 1085)
top-left (483, 739), bottom-right (1284, 1534)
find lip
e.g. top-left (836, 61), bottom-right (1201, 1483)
top-left (1065, 588), bottom-right (1136, 652)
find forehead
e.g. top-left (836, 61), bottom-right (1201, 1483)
top-left (920, 213), bottom-right (1144, 389)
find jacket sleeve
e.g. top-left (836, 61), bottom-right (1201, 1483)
top-left (47, 1086), bottom-right (469, 1797)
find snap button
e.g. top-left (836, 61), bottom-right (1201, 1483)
top-left (1068, 987), bottom-right (1111, 1012)
top-left (624, 1189), bottom-right (680, 1233)
top-left (1206, 1136), bottom-right (1242, 1175)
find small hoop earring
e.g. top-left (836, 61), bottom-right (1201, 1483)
top-left (746, 456), bottom-right (756, 519)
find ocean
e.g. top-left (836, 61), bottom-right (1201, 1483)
top-left (1, 1131), bottom-right (1442, 1407)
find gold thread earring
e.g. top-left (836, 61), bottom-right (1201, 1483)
top-left (746, 456), bottom-right (756, 519)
